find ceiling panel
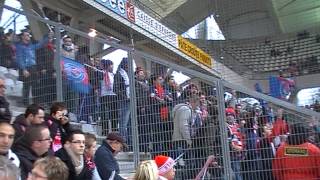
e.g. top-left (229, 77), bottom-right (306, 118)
top-left (272, 0), bottom-right (320, 33)
top-left (136, 0), bottom-right (187, 18)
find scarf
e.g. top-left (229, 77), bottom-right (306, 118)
top-left (156, 84), bottom-right (168, 121)
top-left (104, 71), bottom-right (111, 90)
top-left (119, 68), bottom-right (130, 98)
top-left (65, 146), bottom-right (84, 175)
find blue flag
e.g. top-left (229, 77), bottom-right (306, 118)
top-left (269, 76), bottom-right (282, 98)
top-left (61, 57), bottom-right (90, 94)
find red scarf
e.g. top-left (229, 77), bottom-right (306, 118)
top-left (104, 71), bottom-right (111, 90)
top-left (156, 84), bottom-right (168, 121)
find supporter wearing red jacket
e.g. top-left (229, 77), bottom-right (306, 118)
top-left (272, 124), bottom-right (320, 180)
top-left (272, 109), bottom-right (289, 137)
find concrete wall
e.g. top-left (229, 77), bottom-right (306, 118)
top-left (227, 12), bottom-right (277, 39)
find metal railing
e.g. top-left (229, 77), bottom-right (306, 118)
top-left (1, 5), bottom-right (320, 180)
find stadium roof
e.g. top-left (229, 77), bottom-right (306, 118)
top-left (137, 0), bottom-right (320, 39)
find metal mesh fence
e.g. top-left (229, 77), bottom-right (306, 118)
top-left (1, 3), bottom-right (320, 180)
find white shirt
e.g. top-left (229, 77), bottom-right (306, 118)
top-left (7, 149), bottom-right (20, 167)
top-left (100, 71), bottom-right (116, 96)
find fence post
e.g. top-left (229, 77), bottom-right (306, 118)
top-left (54, 25), bottom-right (63, 102)
top-left (128, 50), bottom-right (140, 167)
top-left (216, 80), bottom-right (233, 180)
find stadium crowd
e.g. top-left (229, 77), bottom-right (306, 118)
top-left (0, 28), bottom-right (320, 180)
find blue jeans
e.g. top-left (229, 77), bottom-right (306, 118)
top-left (118, 100), bottom-right (131, 144)
top-left (231, 160), bottom-right (242, 180)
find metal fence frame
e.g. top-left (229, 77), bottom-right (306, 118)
top-left (3, 4), bottom-right (320, 180)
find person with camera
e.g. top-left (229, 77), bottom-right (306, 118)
top-left (45, 102), bottom-right (72, 152)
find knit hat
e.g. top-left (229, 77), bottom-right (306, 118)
top-left (154, 155), bottom-right (176, 175)
top-left (101, 59), bottom-right (113, 68)
top-left (226, 107), bottom-right (236, 117)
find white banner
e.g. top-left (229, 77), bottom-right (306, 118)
top-left (134, 7), bottom-right (178, 47)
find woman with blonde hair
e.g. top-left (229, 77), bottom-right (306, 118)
top-left (134, 160), bottom-right (159, 180)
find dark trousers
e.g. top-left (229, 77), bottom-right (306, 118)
top-left (19, 66), bottom-right (38, 105)
top-left (137, 109), bottom-right (152, 152)
top-left (100, 95), bottom-right (118, 134)
top-left (34, 72), bottom-right (56, 106)
top-left (151, 115), bottom-right (173, 157)
top-left (62, 82), bottom-right (79, 114)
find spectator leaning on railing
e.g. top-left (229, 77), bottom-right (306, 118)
top-left (15, 30), bottom-right (53, 105)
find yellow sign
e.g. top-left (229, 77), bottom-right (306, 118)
top-left (285, 147), bottom-right (308, 156)
top-left (177, 35), bottom-right (212, 68)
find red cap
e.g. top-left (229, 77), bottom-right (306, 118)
top-left (154, 155), bottom-right (175, 175)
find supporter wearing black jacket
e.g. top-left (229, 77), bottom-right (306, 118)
top-left (12, 125), bottom-right (52, 180)
top-left (55, 130), bottom-right (93, 180)
top-left (12, 104), bottom-right (45, 141)
top-left (95, 132), bottom-right (127, 180)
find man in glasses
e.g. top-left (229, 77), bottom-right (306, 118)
top-left (55, 130), bottom-right (93, 180)
top-left (12, 124), bottom-right (52, 180)
top-left (0, 78), bottom-right (11, 123)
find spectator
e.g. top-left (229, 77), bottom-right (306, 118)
top-left (0, 78), bottom-right (11, 123)
top-left (172, 95), bottom-right (200, 157)
top-left (27, 156), bottom-right (69, 180)
top-left (150, 75), bottom-right (172, 155)
top-left (154, 155), bottom-right (176, 180)
top-left (35, 38), bottom-right (56, 105)
top-left (114, 58), bottom-right (131, 145)
top-left (84, 133), bottom-right (101, 180)
top-left (15, 30), bottom-right (53, 105)
top-left (180, 83), bottom-right (198, 102)
top-left (135, 67), bottom-right (152, 152)
top-left (60, 36), bottom-right (78, 59)
top-left (199, 93), bottom-right (209, 122)
top-left (229, 90), bottom-right (239, 109)
top-left (258, 125), bottom-right (275, 180)
top-left (12, 124), bottom-right (52, 180)
top-left (134, 160), bottom-right (159, 180)
top-left (55, 130), bottom-right (93, 180)
top-left (13, 104), bottom-right (45, 140)
top-left (0, 156), bottom-right (20, 180)
top-left (242, 111), bottom-right (261, 180)
top-left (100, 59), bottom-right (118, 132)
top-left (45, 102), bottom-right (72, 152)
top-left (0, 30), bottom-right (16, 68)
top-left (0, 122), bottom-right (20, 167)
top-left (272, 124), bottom-right (320, 180)
top-left (84, 57), bottom-right (103, 123)
top-left (226, 107), bottom-right (243, 180)
top-left (164, 75), bottom-right (180, 105)
top-left (192, 96), bottom-right (223, 179)
top-left (272, 108), bottom-right (289, 148)
top-left (95, 132), bottom-right (127, 180)
top-left (60, 36), bottom-right (79, 114)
